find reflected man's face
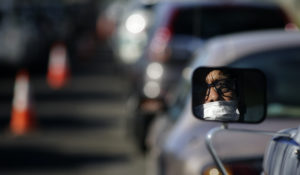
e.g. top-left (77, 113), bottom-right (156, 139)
top-left (204, 70), bottom-right (237, 104)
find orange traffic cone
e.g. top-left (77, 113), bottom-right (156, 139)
top-left (10, 69), bottom-right (36, 135)
top-left (47, 42), bottom-right (70, 89)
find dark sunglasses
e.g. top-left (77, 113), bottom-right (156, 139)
top-left (205, 78), bottom-right (236, 99)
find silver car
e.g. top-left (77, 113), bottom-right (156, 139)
top-left (146, 30), bottom-right (300, 175)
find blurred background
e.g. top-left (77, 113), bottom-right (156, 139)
top-left (0, 0), bottom-right (299, 175)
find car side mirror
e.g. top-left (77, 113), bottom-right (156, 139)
top-left (192, 67), bottom-right (267, 123)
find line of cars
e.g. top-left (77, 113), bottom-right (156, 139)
top-left (109, 0), bottom-right (300, 174)
top-left (111, 0), bottom-right (296, 153)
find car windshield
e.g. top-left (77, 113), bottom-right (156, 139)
top-left (230, 46), bottom-right (300, 118)
top-left (172, 5), bottom-right (287, 39)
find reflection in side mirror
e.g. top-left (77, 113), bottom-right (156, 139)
top-left (192, 67), bottom-right (267, 123)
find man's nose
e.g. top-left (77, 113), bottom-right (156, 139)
top-left (206, 87), bottom-right (220, 103)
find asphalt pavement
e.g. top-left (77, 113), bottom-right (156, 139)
top-left (0, 42), bottom-right (146, 175)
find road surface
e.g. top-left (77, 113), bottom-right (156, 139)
top-left (0, 43), bottom-right (146, 175)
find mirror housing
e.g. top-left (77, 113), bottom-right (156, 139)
top-left (192, 67), bottom-right (267, 123)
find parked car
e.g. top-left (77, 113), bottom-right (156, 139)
top-left (0, 1), bottom-right (99, 76)
top-left (124, 0), bottom-right (294, 152)
top-left (112, 0), bottom-right (157, 65)
top-left (145, 30), bottom-right (300, 175)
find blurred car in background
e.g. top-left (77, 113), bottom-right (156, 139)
top-left (112, 0), bottom-right (157, 65)
top-left (145, 30), bottom-right (300, 175)
top-left (0, 0), bottom-right (99, 76)
top-left (119, 0), bottom-right (294, 152)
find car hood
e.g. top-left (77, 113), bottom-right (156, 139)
top-left (162, 100), bottom-right (300, 174)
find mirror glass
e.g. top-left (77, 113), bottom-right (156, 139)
top-left (192, 67), bottom-right (267, 123)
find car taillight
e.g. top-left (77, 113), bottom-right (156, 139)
top-left (285, 22), bottom-right (299, 31)
top-left (139, 98), bottom-right (165, 112)
top-left (148, 27), bottom-right (172, 62)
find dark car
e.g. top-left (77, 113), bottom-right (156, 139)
top-left (0, 1), bottom-right (99, 76)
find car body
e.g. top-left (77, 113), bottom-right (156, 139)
top-left (112, 0), bottom-right (157, 65)
top-left (0, 1), bottom-right (99, 76)
top-left (146, 30), bottom-right (300, 175)
top-left (123, 0), bottom-right (294, 152)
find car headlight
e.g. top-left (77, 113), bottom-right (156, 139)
top-left (202, 166), bottom-right (233, 175)
top-left (143, 81), bottom-right (161, 98)
top-left (146, 62), bottom-right (164, 80)
top-left (202, 158), bottom-right (262, 175)
top-left (182, 66), bottom-right (193, 81)
top-left (125, 13), bottom-right (147, 34)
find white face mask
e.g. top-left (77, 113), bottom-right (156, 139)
top-left (195, 101), bottom-right (240, 121)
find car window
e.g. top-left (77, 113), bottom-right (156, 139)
top-left (171, 6), bottom-right (287, 39)
top-left (229, 46), bottom-right (300, 117)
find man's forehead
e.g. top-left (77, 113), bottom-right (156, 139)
top-left (206, 70), bottom-right (229, 83)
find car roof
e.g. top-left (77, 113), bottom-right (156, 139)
top-left (191, 30), bottom-right (300, 68)
top-left (157, 0), bottom-right (282, 7)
